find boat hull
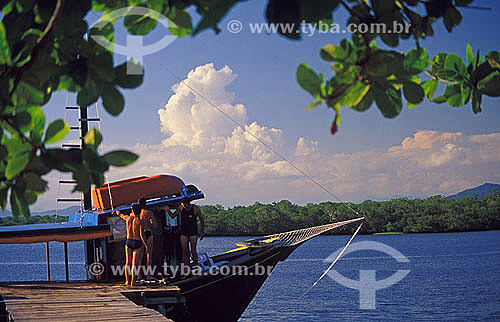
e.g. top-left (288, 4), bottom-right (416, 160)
top-left (168, 245), bottom-right (295, 322)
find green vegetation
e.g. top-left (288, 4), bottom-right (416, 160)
top-left (200, 192), bottom-right (500, 236)
top-left (373, 232), bottom-right (405, 235)
top-left (0, 214), bottom-right (65, 226)
top-left (1, 192), bottom-right (498, 236)
top-left (1, 0), bottom-right (499, 217)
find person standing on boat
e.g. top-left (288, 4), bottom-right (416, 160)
top-left (116, 203), bottom-right (148, 286)
top-left (170, 198), bottom-right (205, 266)
top-left (138, 197), bottom-right (158, 280)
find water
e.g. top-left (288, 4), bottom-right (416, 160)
top-left (1, 231), bottom-right (499, 321)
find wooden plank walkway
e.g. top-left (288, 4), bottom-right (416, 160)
top-left (0, 281), bottom-right (179, 321)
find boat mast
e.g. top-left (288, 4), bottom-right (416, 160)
top-left (79, 106), bottom-right (92, 211)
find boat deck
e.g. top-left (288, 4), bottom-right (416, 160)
top-left (0, 281), bottom-right (180, 321)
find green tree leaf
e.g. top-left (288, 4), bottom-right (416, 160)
top-left (421, 79), bottom-right (439, 100)
top-left (478, 74), bottom-right (500, 97)
top-left (443, 6), bottom-right (462, 32)
top-left (0, 21), bottom-right (11, 64)
top-left (14, 81), bottom-right (45, 105)
top-left (403, 81), bottom-right (425, 105)
top-left (443, 84), bottom-right (463, 106)
top-left (124, 10), bottom-right (159, 35)
top-left (24, 172), bottom-right (48, 192)
top-left (471, 89), bottom-right (482, 113)
top-left (404, 48), bottom-right (429, 74)
top-left (352, 87), bottom-right (374, 112)
top-left (44, 119), bottom-right (70, 144)
top-left (297, 63), bottom-right (322, 99)
top-left (101, 84), bottom-right (125, 116)
top-left (103, 150), bottom-right (138, 167)
top-left (10, 189), bottom-right (30, 218)
top-left (114, 61), bottom-right (143, 89)
top-left (373, 83), bottom-right (402, 118)
top-left (84, 128), bottom-right (102, 148)
top-left (6, 152), bottom-right (30, 179)
top-left (466, 43), bottom-right (474, 66)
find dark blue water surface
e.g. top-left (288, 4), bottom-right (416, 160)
top-left (1, 231), bottom-right (499, 321)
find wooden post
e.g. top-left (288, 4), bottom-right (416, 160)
top-left (45, 242), bottom-right (50, 282)
top-left (64, 242), bottom-right (69, 282)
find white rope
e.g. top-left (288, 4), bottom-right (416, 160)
top-left (301, 222), bottom-right (363, 299)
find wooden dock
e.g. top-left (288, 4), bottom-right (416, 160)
top-left (0, 281), bottom-right (181, 321)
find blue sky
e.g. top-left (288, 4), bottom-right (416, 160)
top-left (37, 0), bottom-right (500, 211)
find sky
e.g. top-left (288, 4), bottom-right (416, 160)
top-left (35, 0), bottom-right (500, 211)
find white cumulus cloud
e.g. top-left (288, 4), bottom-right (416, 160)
top-left (31, 64), bottom-right (500, 211)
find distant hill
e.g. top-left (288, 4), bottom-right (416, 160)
top-left (449, 183), bottom-right (500, 200)
top-left (0, 205), bottom-right (80, 217)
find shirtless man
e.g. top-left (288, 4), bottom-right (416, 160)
top-left (170, 198), bottom-right (205, 266)
top-left (138, 197), bottom-right (158, 280)
top-left (117, 203), bottom-right (148, 286)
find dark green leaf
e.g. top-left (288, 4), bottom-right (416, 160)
top-left (114, 61), bottom-right (143, 88)
top-left (471, 89), bottom-right (482, 113)
top-left (104, 150), bottom-right (138, 167)
top-left (88, 52), bottom-right (115, 82)
top-left (123, 8), bottom-right (159, 35)
top-left (14, 81), bottom-right (45, 105)
top-left (372, 0), bottom-right (397, 16)
top-left (444, 53), bottom-right (466, 76)
top-left (6, 152), bottom-right (30, 179)
top-left (340, 81), bottom-right (370, 106)
top-left (73, 166), bottom-right (92, 192)
top-left (443, 84), bottom-right (463, 106)
top-left (15, 111), bottom-right (32, 128)
top-left (23, 190), bottom-right (37, 205)
top-left (83, 148), bottom-right (108, 172)
top-left (421, 79), bottom-right (439, 100)
top-left (297, 63), bottom-right (322, 99)
top-left (265, 0), bottom-right (300, 39)
top-left (24, 172), bottom-right (48, 192)
top-left (443, 6), bottom-right (462, 32)
top-left (373, 83), bottom-right (402, 118)
top-left (77, 78), bottom-right (101, 108)
top-left (194, 0), bottom-right (240, 35)
top-left (10, 189), bottom-right (30, 218)
top-left (403, 81), bottom-right (425, 105)
top-left (168, 10), bottom-right (193, 37)
top-left (352, 87), bottom-right (374, 112)
top-left (478, 74), bottom-right (500, 97)
top-left (101, 84), bottom-right (125, 116)
top-left (404, 48), bottom-right (429, 74)
top-left (44, 119), bottom-right (69, 144)
top-left (0, 21), bottom-right (11, 64)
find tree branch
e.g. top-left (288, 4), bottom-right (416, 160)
top-left (9, 0), bottom-right (64, 96)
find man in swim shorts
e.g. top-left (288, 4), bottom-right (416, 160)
top-left (117, 203), bottom-right (148, 286)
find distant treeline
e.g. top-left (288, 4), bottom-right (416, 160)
top-left (0, 215), bottom-right (66, 226)
top-left (200, 192), bottom-right (500, 235)
top-left (1, 192), bottom-right (499, 235)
